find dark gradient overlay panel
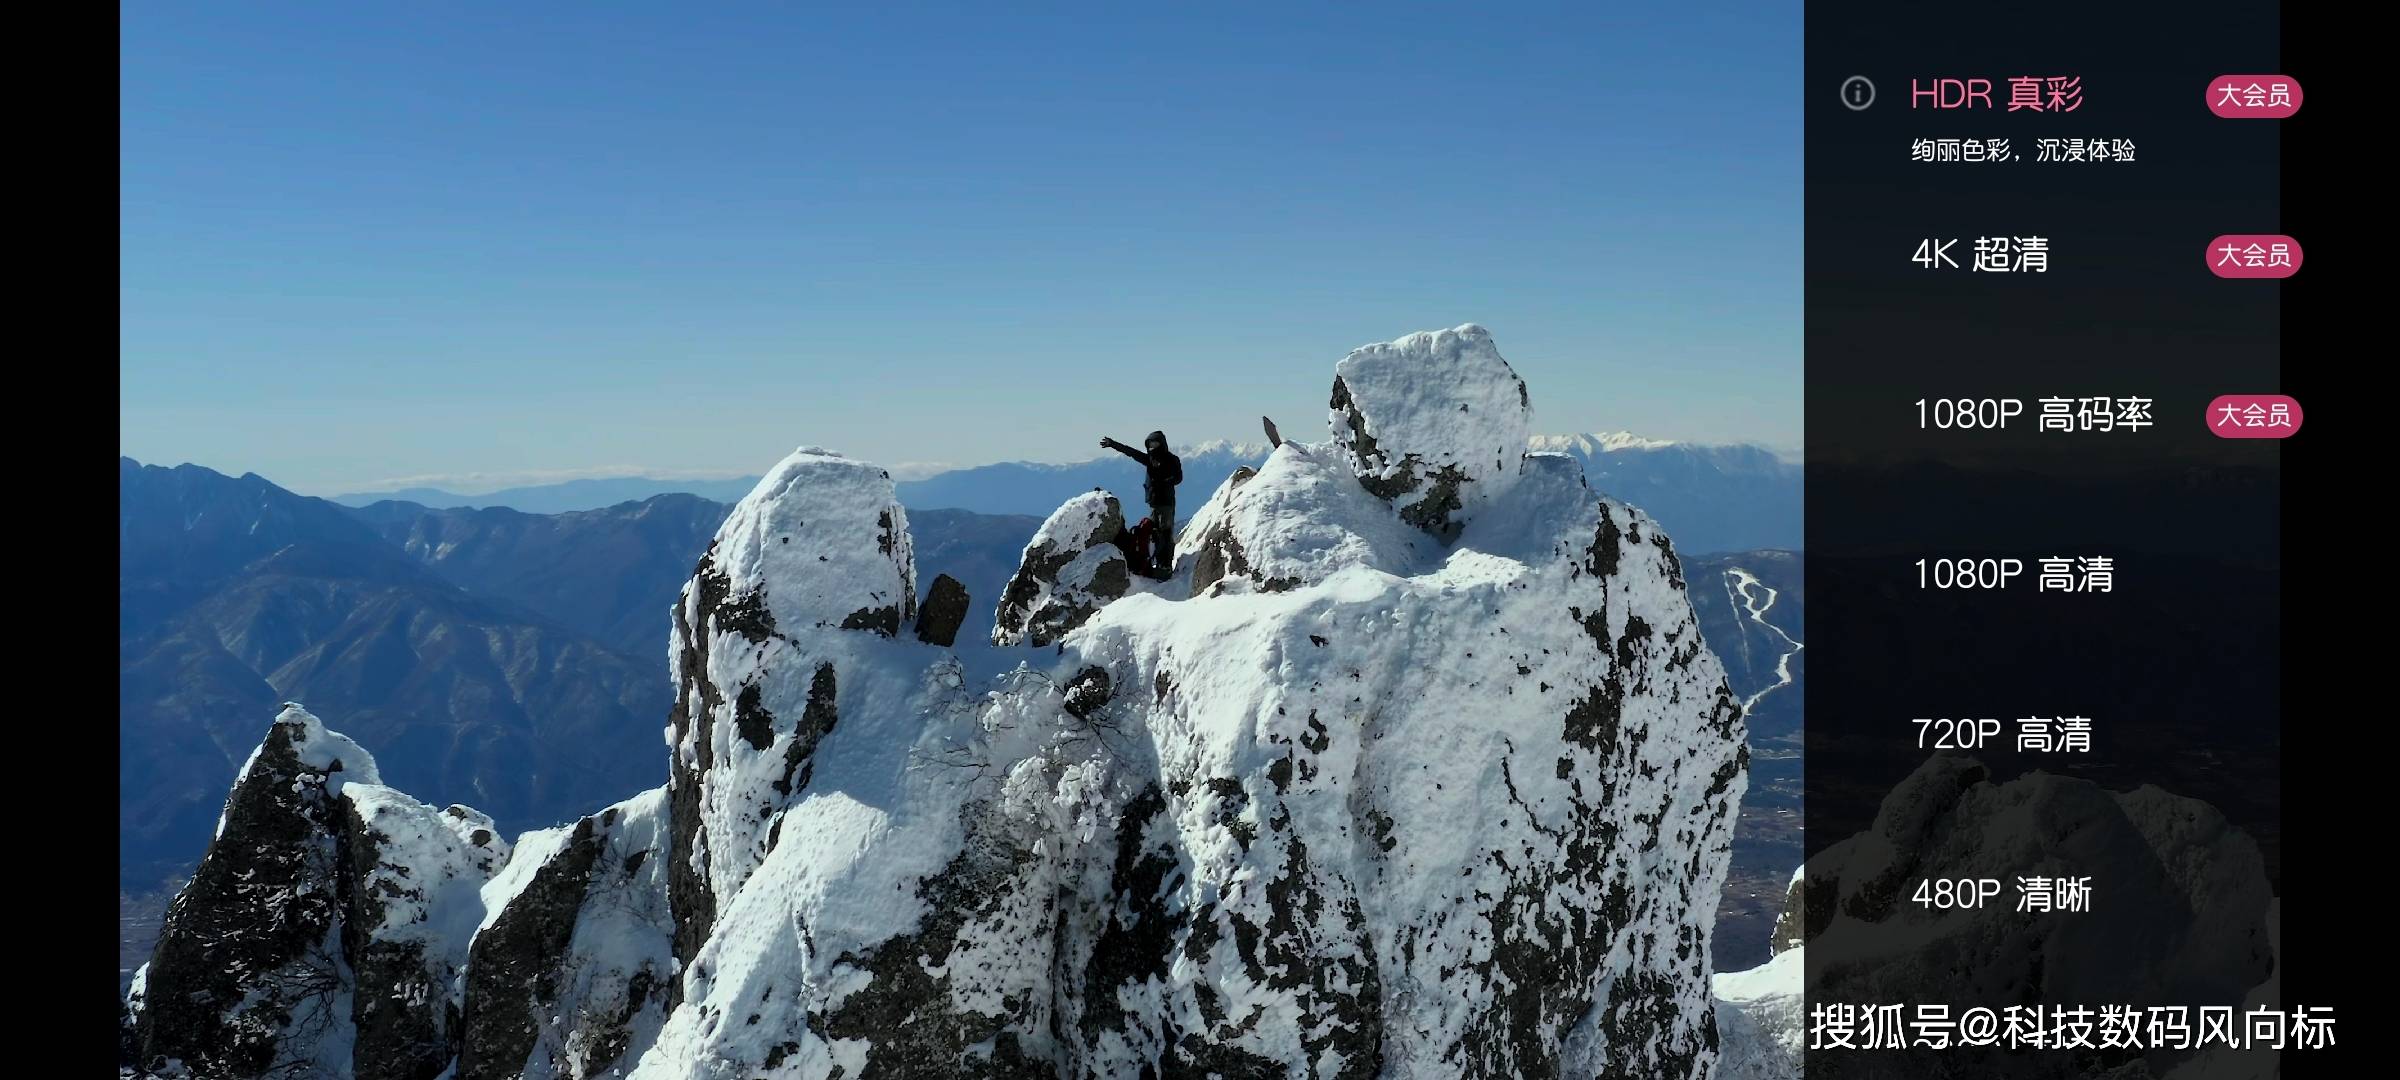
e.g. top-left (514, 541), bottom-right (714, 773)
top-left (1805, 3), bottom-right (2322, 1077)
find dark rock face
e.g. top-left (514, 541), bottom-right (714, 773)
top-left (664, 548), bottom-right (727, 998)
top-left (916, 573), bottom-right (971, 647)
top-left (774, 664), bottom-right (840, 798)
top-left (1767, 874), bottom-right (1809, 957)
top-left (124, 706), bottom-right (506, 1080)
top-left (457, 818), bottom-right (605, 1079)
top-left (817, 847), bottom-right (1043, 1078)
top-left (341, 800), bottom-right (503, 1080)
top-left (1186, 468), bottom-right (1261, 594)
top-left (908, 509), bottom-right (1049, 649)
top-left (125, 714), bottom-right (355, 1078)
top-left (458, 789), bottom-right (675, 1080)
top-left (992, 492), bottom-right (1132, 647)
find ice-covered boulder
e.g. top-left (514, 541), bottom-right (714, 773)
top-left (1328, 324), bottom-right (1532, 542)
top-left (991, 490), bottom-right (1132, 647)
top-left (121, 704), bottom-right (508, 1080)
top-left (457, 788), bottom-right (675, 1080)
top-left (702, 448), bottom-right (918, 640)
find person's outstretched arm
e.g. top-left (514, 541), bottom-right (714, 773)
top-left (1100, 436), bottom-right (1149, 464)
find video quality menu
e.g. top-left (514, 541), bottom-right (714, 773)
top-left (1897, 68), bottom-right (2126, 917)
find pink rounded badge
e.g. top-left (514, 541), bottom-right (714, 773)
top-left (2206, 395), bottom-right (2302, 438)
top-left (2207, 235), bottom-right (2302, 278)
top-left (2206, 75), bottom-right (2302, 118)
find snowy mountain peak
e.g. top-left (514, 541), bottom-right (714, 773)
top-left (1181, 438), bottom-right (1272, 459)
top-left (1529, 431), bottom-right (1684, 455)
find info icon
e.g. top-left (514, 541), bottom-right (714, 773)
top-left (1841, 75), bottom-right (1876, 111)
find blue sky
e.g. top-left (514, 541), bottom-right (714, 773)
top-left (121, 2), bottom-right (1799, 495)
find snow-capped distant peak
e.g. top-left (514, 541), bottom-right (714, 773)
top-left (1528, 431), bottom-right (1683, 454)
top-left (1178, 438), bottom-right (1272, 459)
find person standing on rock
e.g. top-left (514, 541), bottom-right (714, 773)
top-left (1100, 430), bottom-right (1180, 578)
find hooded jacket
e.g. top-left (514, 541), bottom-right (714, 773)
top-left (1104, 431), bottom-right (1182, 507)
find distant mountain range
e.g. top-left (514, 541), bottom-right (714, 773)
top-left (119, 460), bottom-right (675, 892)
top-left (343, 494), bottom-right (732, 659)
top-left (334, 475), bottom-right (766, 515)
top-left (332, 433), bottom-right (1799, 555)
top-left (119, 459), bottom-right (1043, 896)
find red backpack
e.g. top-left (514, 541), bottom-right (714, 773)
top-left (1111, 516), bottom-right (1155, 575)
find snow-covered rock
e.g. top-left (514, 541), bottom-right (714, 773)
top-left (122, 704), bottom-right (508, 1080)
top-left (660, 446), bottom-right (923, 983)
top-left (342, 788), bottom-right (511, 1079)
top-left (458, 787), bottom-right (676, 1080)
top-left (1710, 863), bottom-right (1804, 1080)
top-left (1048, 455), bottom-right (1742, 1077)
top-left (1722, 756), bottom-right (2282, 1080)
top-left (1180, 441), bottom-right (1432, 595)
top-left (1329, 324), bottom-right (1532, 542)
top-left (124, 327), bottom-right (1755, 1080)
top-left (1711, 945), bottom-right (1802, 1080)
top-left (1806, 756), bottom-right (2271, 1014)
top-left (662, 444), bottom-right (950, 993)
top-left (991, 490), bottom-right (1132, 646)
top-left (630, 327), bottom-right (1745, 1078)
top-left (708, 448), bottom-right (918, 640)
